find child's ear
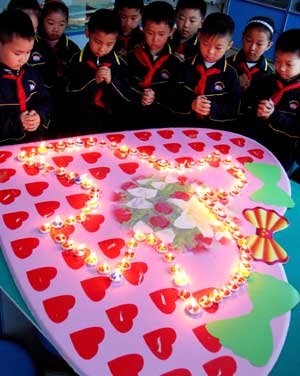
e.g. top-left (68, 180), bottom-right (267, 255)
top-left (266, 41), bottom-right (273, 50)
top-left (227, 40), bottom-right (234, 51)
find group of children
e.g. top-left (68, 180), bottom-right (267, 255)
top-left (0, 0), bottom-right (300, 179)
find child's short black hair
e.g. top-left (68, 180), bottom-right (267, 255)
top-left (275, 29), bottom-right (300, 55)
top-left (114, 0), bottom-right (144, 12)
top-left (142, 1), bottom-right (175, 30)
top-left (88, 8), bottom-right (121, 35)
top-left (0, 9), bottom-right (35, 44)
top-left (244, 15), bottom-right (274, 41)
top-left (41, 1), bottom-right (69, 22)
top-left (175, 0), bottom-right (207, 18)
top-left (7, 0), bottom-right (41, 18)
top-left (200, 12), bottom-right (234, 37)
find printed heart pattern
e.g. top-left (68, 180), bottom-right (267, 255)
top-left (207, 132), bottom-right (222, 141)
top-left (62, 251), bottom-right (86, 269)
top-left (66, 193), bottom-right (89, 209)
top-left (175, 157), bottom-right (194, 165)
top-left (0, 150), bottom-right (12, 163)
top-left (43, 294), bottom-right (76, 323)
top-left (119, 162), bottom-right (139, 175)
top-left (248, 148), bottom-right (264, 159)
top-left (56, 174), bottom-right (75, 187)
top-left (106, 133), bottom-right (125, 143)
top-left (98, 238), bottom-right (125, 258)
top-left (213, 144), bottom-right (230, 154)
top-left (0, 189), bottom-right (21, 205)
top-left (70, 327), bottom-right (105, 360)
top-left (2, 211), bottom-right (29, 229)
top-left (89, 167), bottom-right (110, 180)
top-left (52, 156), bottom-right (73, 167)
top-left (27, 267), bottom-right (57, 291)
top-left (134, 131), bottom-right (152, 141)
top-left (202, 356), bottom-right (237, 376)
top-left (25, 181), bottom-right (49, 196)
top-left (11, 237), bottom-right (39, 259)
top-left (106, 304), bottom-right (138, 333)
top-left (230, 137), bottom-right (245, 147)
top-left (81, 152), bottom-right (102, 164)
top-left (108, 354), bottom-right (144, 376)
top-left (149, 288), bottom-right (179, 314)
top-left (81, 214), bottom-right (105, 232)
top-left (182, 129), bottom-right (198, 138)
top-left (192, 288), bottom-right (219, 313)
top-left (143, 327), bottom-right (176, 360)
top-left (123, 262), bottom-right (148, 285)
top-left (163, 143), bottom-right (181, 153)
top-left (0, 168), bottom-right (16, 183)
top-left (157, 130), bottom-right (174, 139)
top-left (236, 156), bottom-right (254, 165)
top-left (137, 145), bottom-right (156, 155)
top-left (35, 201), bottom-right (60, 218)
top-left (161, 369), bottom-right (192, 376)
top-left (192, 324), bottom-right (222, 353)
top-left (22, 164), bottom-right (39, 176)
top-left (81, 276), bottom-right (111, 301)
top-left (188, 142), bottom-right (205, 152)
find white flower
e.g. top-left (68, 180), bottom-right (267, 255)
top-left (155, 228), bottom-right (176, 243)
top-left (165, 175), bottom-right (178, 184)
top-left (128, 187), bottom-right (157, 199)
top-left (152, 181), bottom-right (166, 190)
top-left (126, 198), bottom-right (153, 209)
top-left (133, 220), bottom-right (153, 234)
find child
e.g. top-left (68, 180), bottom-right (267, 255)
top-left (66, 8), bottom-right (131, 135)
top-left (0, 9), bottom-right (51, 145)
top-left (227, 16), bottom-right (274, 93)
top-left (114, 0), bottom-right (144, 57)
top-left (170, 0), bottom-right (207, 61)
top-left (242, 29), bottom-right (300, 172)
top-left (126, 1), bottom-right (182, 129)
top-left (176, 12), bottom-right (241, 129)
top-left (7, 0), bottom-right (41, 33)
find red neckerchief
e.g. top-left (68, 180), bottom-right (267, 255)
top-left (134, 45), bottom-right (170, 88)
top-left (118, 35), bottom-right (130, 51)
top-left (194, 65), bottom-right (221, 96)
top-left (2, 69), bottom-right (27, 112)
top-left (86, 60), bottom-right (112, 110)
top-left (239, 62), bottom-right (260, 80)
top-left (271, 80), bottom-right (300, 105)
top-left (176, 41), bottom-right (185, 55)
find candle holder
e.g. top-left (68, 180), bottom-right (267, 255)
top-left (39, 222), bottom-right (51, 234)
top-left (109, 268), bottom-right (123, 283)
top-left (52, 216), bottom-right (64, 229)
top-left (97, 262), bottom-right (110, 274)
top-left (185, 298), bottom-right (202, 318)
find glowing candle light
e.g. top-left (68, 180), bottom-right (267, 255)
top-left (17, 150), bottom-right (27, 162)
top-left (38, 141), bottom-right (47, 154)
top-left (148, 155), bottom-right (157, 164)
top-left (163, 252), bottom-right (175, 262)
top-left (127, 238), bottom-right (138, 249)
top-left (178, 289), bottom-right (191, 300)
top-left (66, 138), bottom-right (75, 147)
top-left (110, 141), bottom-right (117, 149)
top-left (86, 198), bottom-right (99, 208)
top-left (139, 152), bottom-right (148, 159)
top-left (65, 215), bottom-right (76, 225)
top-left (119, 257), bottom-right (131, 271)
top-left (185, 297), bottom-right (202, 317)
top-left (56, 167), bottom-right (65, 176)
top-left (56, 140), bottom-right (66, 151)
top-left (211, 289), bottom-right (223, 303)
top-left (25, 157), bottom-right (35, 167)
top-left (156, 242), bottom-right (168, 253)
top-left (174, 270), bottom-right (188, 286)
top-left (81, 177), bottom-right (93, 190)
top-left (169, 263), bottom-right (181, 275)
top-left (36, 156), bottom-right (46, 170)
top-left (47, 143), bottom-right (54, 151)
top-left (97, 262), bottom-right (110, 274)
top-left (76, 213), bottom-right (86, 223)
top-left (65, 172), bottom-right (75, 182)
top-left (129, 148), bottom-right (138, 156)
top-left (124, 249), bottom-right (135, 259)
top-left (52, 215), bottom-right (63, 229)
top-left (223, 156), bottom-right (232, 165)
top-left (119, 144), bottom-right (129, 153)
top-left (76, 137), bottom-right (84, 147)
top-left (145, 234), bottom-right (157, 246)
top-left (197, 158), bottom-right (206, 167)
top-left (74, 244), bottom-right (89, 257)
top-left (39, 222), bottom-right (51, 234)
top-left (134, 231), bottom-right (146, 242)
top-left (85, 252), bottom-right (98, 266)
top-left (86, 137), bottom-right (96, 147)
top-left (156, 159), bottom-right (168, 168)
top-left (61, 239), bottom-right (75, 251)
top-left (54, 233), bottom-right (67, 244)
top-left (198, 295), bottom-right (213, 308)
top-left (99, 140), bottom-right (107, 148)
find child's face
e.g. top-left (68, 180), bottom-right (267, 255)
top-left (275, 51), bottom-right (300, 81)
top-left (242, 28), bottom-right (272, 62)
top-left (143, 21), bottom-right (172, 55)
top-left (199, 33), bottom-right (233, 64)
top-left (43, 11), bottom-right (67, 41)
top-left (87, 30), bottom-right (117, 58)
top-left (176, 8), bottom-right (203, 40)
top-left (118, 7), bottom-right (141, 36)
top-left (0, 36), bottom-right (34, 70)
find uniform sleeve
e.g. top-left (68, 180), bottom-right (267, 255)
top-left (0, 105), bottom-right (25, 144)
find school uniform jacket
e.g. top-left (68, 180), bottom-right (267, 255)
top-left (115, 26), bottom-right (144, 56)
top-left (177, 53), bottom-right (241, 125)
top-left (169, 30), bottom-right (199, 61)
top-left (0, 64), bottom-right (51, 145)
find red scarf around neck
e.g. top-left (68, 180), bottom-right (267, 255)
top-left (239, 62), bottom-right (260, 80)
top-left (194, 65), bottom-right (221, 96)
top-left (2, 69), bottom-right (27, 112)
top-left (271, 79), bottom-right (300, 105)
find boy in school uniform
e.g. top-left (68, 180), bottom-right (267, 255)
top-left (0, 9), bottom-right (51, 145)
top-left (242, 29), bottom-right (300, 173)
top-left (175, 12), bottom-right (241, 129)
top-left (114, 0), bottom-right (144, 57)
top-left (66, 8), bottom-right (132, 135)
top-left (170, 0), bottom-right (207, 62)
top-left (126, 1), bottom-right (182, 129)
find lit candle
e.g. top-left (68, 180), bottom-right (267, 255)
top-left (65, 215), bottom-right (76, 225)
top-left (76, 213), bottom-right (86, 223)
top-left (81, 177), bottom-right (93, 190)
top-left (65, 172), bottom-right (75, 182)
top-left (56, 140), bottom-right (66, 151)
top-left (127, 238), bottom-right (138, 249)
top-left (61, 239), bottom-right (75, 251)
top-left (39, 222), bottom-right (51, 234)
top-left (35, 156), bottom-right (46, 170)
top-left (211, 289), bottom-right (223, 303)
top-left (54, 233), bottom-right (67, 244)
top-left (156, 159), bottom-right (168, 168)
top-left (129, 148), bottom-right (138, 156)
top-left (185, 297), bottom-right (202, 317)
top-left (47, 143), bottom-right (54, 151)
top-left (163, 252), bottom-right (175, 262)
top-left (145, 234), bottom-right (157, 245)
top-left (85, 252), bottom-right (98, 266)
top-left (139, 152), bottom-right (148, 159)
top-left (52, 215), bottom-right (63, 229)
top-left (17, 150), bottom-right (27, 162)
top-left (76, 137), bottom-right (84, 147)
top-left (169, 263), bottom-right (181, 275)
top-left (38, 142), bottom-right (47, 154)
top-left (223, 156), bottom-right (232, 165)
top-left (56, 167), bottom-right (65, 177)
top-left (178, 289), bottom-right (191, 300)
top-left (109, 141), bottom-right (117, 149)
top-left (25, 157), bottom-right (35, 167)
top-left (97, 262), bottom-right (110, 274)
top-left (197, 158), bottom-right (206, 167)
top-left (198, 295), bottom-right (213, 308)
top-left (124, 249), bottom-right (135, 259)
top-left (86, 137), bottom-right (96, 147)
top-left (156, 242), bottom-right (168, 253)
top-left (67, 138), bottom-right (75, 147)
top-left (73, 244), bottom-right (89, 257)
top-left (119, 257), bottom-right (131, 271)
top-left (174, 270), bottom-right (188, 286)
top-left (119, 144), bottom-right (129, 153)
top-left (134, 231), bottom-right (146, 242)
top-left (109, 268), bottom-right (123, 282)
top-left (86, 198), bottom-right (99, 208)
top-left (148, 155), bottom-right (157, 164)
top-left (99, 140), bottom-right (107, 148)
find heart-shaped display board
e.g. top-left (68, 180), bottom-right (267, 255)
top-left (0, 129), bottom-right (291, 375)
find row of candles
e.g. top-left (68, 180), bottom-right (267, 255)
top-left (17, 137), bottom-right (252, 318)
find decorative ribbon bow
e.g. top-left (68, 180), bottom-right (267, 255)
top-left (206, 272), bottom-right (300, 366)
top-left (243, 207), bottom-right (289, 264)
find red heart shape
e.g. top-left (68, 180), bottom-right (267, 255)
top-left (230, 137), bottom-right (246, 147)
top-left (207, 132), bottom-right (222, 141)
top-left (25, 181), bottom-right (49, 196)
top-left (81, 214), bottom-right (105, 232)
top-left (192, 288), bottom-right (219, 313)
top-left (3, 211), bottom-right (29, 229)
top-left (123, 262), bottom-right (148, 285)
top-left (161, 369), bottom-right (192, 376)
top-left (52, 156), bottom-right (73, 167)
top-left (150, 288), bottom-right (179, 314)
top-left (236, 156), bottom-right (253, 165)
top-left (119, 162), bottom-right (139, 175)
top-left (81, 276), bottom-right (111, 301)
top-left (188, 142), bottom-right (205, 152)
top-left (27, 267), bottom-right (57, 291)
top-left (106, 304), bottom-right (138, 333)
top-left (175, 157), bottom-right (194, 165)
top-left (62, 251), bottom-right (85, 269)
top-left (56, 175), bottom-right (75, 187)
top-left (143, 327), bottom-right (176, 360)
top-left (213, 144), bottom-right (230, 154)
top-left (157, 130), bottom-right (174, 139)
top-left (193, 324), bottom-right (222, 352)
top-left (202, 356), bottom-right (237, 376)
top-left (66, 193), bottom-right (89, 209)
top-left (98, 238), bottom-right (125, 258)
top-left (0, 168), bottom-right (16, 182)
top-left (106, 133), bottom-right (125, 143)
top-left (182, 129), bottom-right (198, 138)
top-left (11, 237), bottom-right (39, 259)
top-left (0, 189), bottom-right (21, 205)
top-left (108, 354), bottom-right (144, 376)
top-left (137, 145), bottom-right (156, 155)
top-left (248, 148), bottom-right (264, 159)
top-left (89, 167), bottom-right (110, 180)
top-left (35, 201), bottom-right (60, 218)
top-left (70, 327), bottom-right (105, 360)
top-left (81, 152), bottom-right (101, 164)
top-left (43, 294), bottom-right (75, 323)
top-left (163, 143), bottom-right (181, 153)
top-left (22, 164), bottom-right (39, 176)
top-left (0, 151), bottom-right (12, 163)
top-left (134, 131), bottom-right (152, 141)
